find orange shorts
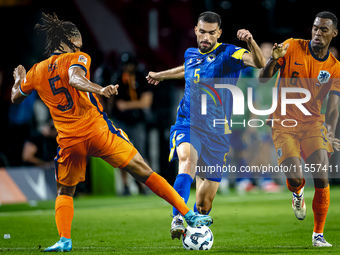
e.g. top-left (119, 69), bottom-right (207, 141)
top-left (54, 125), bottom-right (137, 186)
top-left (272, 125), bottom-right (333, 165)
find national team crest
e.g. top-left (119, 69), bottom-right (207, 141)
top-left (317, 70), bottom-right (331, 85)
top-left (78, 55), bottom-right (88, 65)
top-left (206, 54), bottom-right (216, 62)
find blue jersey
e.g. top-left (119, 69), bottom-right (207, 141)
top-left (175, 43), bottom-right (249, 135)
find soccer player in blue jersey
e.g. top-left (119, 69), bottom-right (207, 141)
top-left (147, 11), bottom-right (266, 239)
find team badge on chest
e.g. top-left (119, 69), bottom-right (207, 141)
top-left (317, 70), bottom-right (331, 85)
top-left (206, 54), bottom-right (216, 62)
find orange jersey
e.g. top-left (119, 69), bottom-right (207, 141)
top-left (270, 38), bottom-right (340, 131)
top-left (20, 52), bottom-right (108, 148)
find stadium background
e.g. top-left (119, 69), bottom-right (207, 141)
top-left (0, 0), bottom-right (340, 201)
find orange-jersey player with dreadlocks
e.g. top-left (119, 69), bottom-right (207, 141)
top-left (11, 13), bottom-right (212, 252)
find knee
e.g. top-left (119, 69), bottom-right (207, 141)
top-left (314, 178), bottom-right (329, 188)
top-left (287, 177), bottom-right (304, 187)
top-left (57, 184), bottom-right (76, 197)
top-left (123, 153), bottom-right (153, 183)
top-left (197, 200), bottom-right (212, 215)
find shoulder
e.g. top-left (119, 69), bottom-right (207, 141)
top-left (26, 63), bottom-right (40, 77)
top-left (65, 51), bottom-right (91, 64)
top-left (185, 48), bottom-right (198, 58)
top-left (328, 54), bottom-right (340, 76)
top-left (285, 38), bottom-right (308, 51)
top-left (220, 43), bottom-right (248, 60)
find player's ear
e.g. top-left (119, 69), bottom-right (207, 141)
top-left (218, 29), bottom-right (222, 38)
top-left (194, 26), bottom-right (198, 35)
top-left (333, 28), bottom-right (338, 38)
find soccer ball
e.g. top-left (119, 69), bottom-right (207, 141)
top-left (182, 225), bottom-right (213, 250)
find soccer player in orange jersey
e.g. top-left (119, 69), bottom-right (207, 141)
top-left (259, 11), bottom-right (340, 247)
top-left (11, 13), bottom-right (212, 252)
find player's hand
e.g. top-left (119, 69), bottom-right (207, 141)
top-left (100, 84), bottom-right (119, 98)
top-left (327, 132), bottom-right (340, 151)
top-left (146, 72), bottom-right (163, 85)
top-left (13, 65), bottom-right (26, 81)
top-left (272, 43), bottom-right (289, 60)
top-left (237, 29), bottom-right (253, 42)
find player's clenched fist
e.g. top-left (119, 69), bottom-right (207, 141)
top-left (100, 84), bottom-right (119, 98)
top-left (237, 29), bottom-right (253, 42)
top-left (146, 72), bottom-right (163, 85)
top-left (327, 132), bottom-right (340, 151)
top-left (272, 43), bottom-right (289, 60)
top-left (13, 65), bottom-right (26, 81)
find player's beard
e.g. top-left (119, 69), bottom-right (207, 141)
top-left (198, 40), bottom-right (214, 53)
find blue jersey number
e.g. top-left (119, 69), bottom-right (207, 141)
top-left (49, 75), bottom-right (74, 111)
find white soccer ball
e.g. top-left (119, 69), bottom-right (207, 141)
top-left (182, 225), bottom-right (213, 250)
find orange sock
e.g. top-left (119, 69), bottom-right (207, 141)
top-left (55, 195), bottom-right (74, 239)
top-left (145, 172), bottom-right (190, 216)
top-left (312, 185), bottom-right (330, 233)
top-left (286, 178), bottom-right (305, 194)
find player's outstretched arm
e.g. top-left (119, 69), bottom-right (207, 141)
top-left (237, 29), bottom-right (266, 69)
top-left (146, 65), bottom-right (184, 85)
top-left (326, 93), bottom-right (340, 151)
top-left (68, 67), bottom-right (119, 98)
top-left (258, 42), bottom-right (289, 83)
top-left (11, 65), bottom-right (28, 104)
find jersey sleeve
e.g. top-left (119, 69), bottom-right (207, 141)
top-left (68, 52), bottom-right (91, 78)
top-left (227, 45), bottom-right (249, 72)
top-left (276, 38), bottom-right (293, 67)
top-left (20, 65), bottom-right (37, 96)
top-left (330, 72), bottom-right (340, 97)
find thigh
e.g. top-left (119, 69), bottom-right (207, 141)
top-left (121, 152), bottom-right (153, 184)
top-left (176, 142), bottom-right (198, 177)
top-left (55, 142), bottom-right (88, 187)
top-left (272, 129), bottom-right (301, 166)
top-left (89, 127), bottom-right (138, 169)
top-left (169, 125), bottom-right (202, 163)
top-left (301, 126), bottom-right (333, 162)
top-left (196, 135), bottom-right (229, 182)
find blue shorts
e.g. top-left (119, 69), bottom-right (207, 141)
top-left (169, 125), bottom-right (230, 182)
top-left (229, 129), bottom-right (248, 151)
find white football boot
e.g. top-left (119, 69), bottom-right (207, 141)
top-left (313, 232), bottom-right (332, 247)
top-left (292, 187), bottom-right (306, 220)
top-left (170, 214), bottom-right (185, 240)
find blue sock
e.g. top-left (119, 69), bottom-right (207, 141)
top-left (172, 173), bottom-right (193, 216)
top-left (193, 202), bottom-right (211, 215)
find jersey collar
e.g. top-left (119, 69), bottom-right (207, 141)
top-left (51, 52), bottom-right (62, 56)
top-left (308, 41), bottom-right (329, 62)
top-left (198, 42), bottom-right (222, 55)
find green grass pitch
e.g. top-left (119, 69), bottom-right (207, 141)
top-left (1, 186), bottom-right (339, 254)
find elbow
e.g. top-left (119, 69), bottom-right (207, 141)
top-left (69, 78), bottom-right (76, 88)
top-left (259, 62), bottom-right (266, 69)
top-left (257, 72), bottom-right (268, 83)
top-left (258, 78), bottom-right (268, 84)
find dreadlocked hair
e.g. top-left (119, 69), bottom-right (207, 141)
top-left (35, 12), bottom-right (81, 56)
